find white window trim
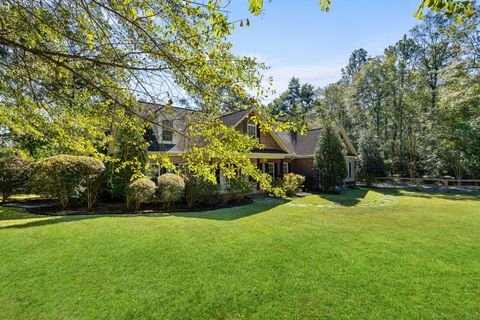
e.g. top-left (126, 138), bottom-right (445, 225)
top-left (162, 119), bottom-right (174, 142)
top-left (266, 162), bottom-right (275, 177)
top-left (247, 119), bottom-right (258, 139)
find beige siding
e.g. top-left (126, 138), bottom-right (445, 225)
top-left (235, 117), bottom-right (283, 150)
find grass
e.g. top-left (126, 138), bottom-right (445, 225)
top-left (1, 188), bottom-right (479, 319)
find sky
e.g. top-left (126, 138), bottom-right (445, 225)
top-left (225, 0), bottom-right (421, 96)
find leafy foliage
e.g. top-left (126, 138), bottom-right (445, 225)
top-left (224, 177), bottom-right (252, 203)
top-left (0, 0), bottom-right (278, 193)
top-left (104, 121), bottom-right (148, 200)
top-left (126, 177), bottom-right (156, 211)
top-left (282, 173), bottom-right (306, 196)
top-left (247, 0), bottom-right (476, 22)
top-left (157, 173), bottom-right (185, 209)
top-left (314, 124), bottom-right (346, 192)
top-left (0, 156), bottom-right (31, 203)
top-left (268, 78), bottom-right (319, 128)
top-left (184, 175), bottom-right (219, 209)
top-left (357, 130), bottom-right (386, 185)
top-left (75, 156), bottom-right (105, 210)
top-left (30, 155), bottom-right (105, 209)
top-left (30, 155), bottom-right (86, 209)
top-left (317, 11), bottom-right (480, 179)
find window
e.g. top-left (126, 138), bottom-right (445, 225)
top-left (247, 119), bottom-right (258, 139)
top-left (266, 163), bottom-right (275, 177)
top-left (162, 119), bottom-right (174, 142)
top-left (348, 162), bottom-right (352, 178)
top-left (282, 163), bottom-right (289, 175)
top-left (147, 162), bottom-right (167, 178)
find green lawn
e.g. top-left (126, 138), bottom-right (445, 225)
top-left (1, 189), bottom-right (479, 319)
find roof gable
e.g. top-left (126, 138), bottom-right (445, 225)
top-left (277, 127), bottom-right (358, 157)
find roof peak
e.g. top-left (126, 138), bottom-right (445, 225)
top-left (220, 107), bottom-right (254, 118)
top-left (139, 100), bottom-right (202, 113)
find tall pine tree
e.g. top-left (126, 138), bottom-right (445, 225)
top-left (314, 123), bottom-right (347, 192)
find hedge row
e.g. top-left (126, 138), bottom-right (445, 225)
top-left (0, 155), bottom-right (305, 211)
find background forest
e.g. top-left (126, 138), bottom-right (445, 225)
top-left (269, 12), bottom-right (480, 180)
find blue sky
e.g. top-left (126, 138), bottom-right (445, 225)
top-left (226, 0), bottom-right (421, 96)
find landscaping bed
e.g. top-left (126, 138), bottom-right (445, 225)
top-left (4, 196), bottom-right (254, 216)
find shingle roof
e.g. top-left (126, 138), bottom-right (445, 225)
top-left (220, 108), bottom-right (252, 127)
top-left (277, 129), bottom-right (321, 156)
top-left (143, 103), bottom-right (354, 157)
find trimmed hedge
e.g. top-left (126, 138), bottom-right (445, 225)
top-left (126, 177), bottom-right (156, 211)
top-left (30, 155), bottom-right (104, 209)
top-left (157, 173), bottom-right (185, 209)
top-left (0, 156), bottom-right (31, 203)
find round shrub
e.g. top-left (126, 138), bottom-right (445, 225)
top-left (126, 177), bottom-right (156, 211)
top-left (185, 175), bottom-right (219, 208)
top-left (30, 155), bottom-right (105, 209)
top-left (282, 173), bottom-right (305, 196)
top-left (30, 155), bottom-right (85, 209)
top-left (157, 173), bottom-right (185, 209)
top-left (0, 156), bottom-right (31, 203)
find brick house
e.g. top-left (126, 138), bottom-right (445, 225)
top-left (145, 104), bottom-right (357, 191)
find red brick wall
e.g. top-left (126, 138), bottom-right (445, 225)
top-left (291, 158), bottom-right (318, 191)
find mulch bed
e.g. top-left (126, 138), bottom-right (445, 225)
top-left (4, 197), bottom-right (254, 216)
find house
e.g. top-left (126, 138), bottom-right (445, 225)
top-left (144, 103), bottom-right (357, 191)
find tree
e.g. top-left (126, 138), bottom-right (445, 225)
top-left (314, 123), bottom-right (346, 192)
top-left (353, 57), bottom-right (392, 135)
top-left (342, 48), bottom-right (369, 83)
top-left (436, 64), bottom-right (480, 180)
top-left (314, 10), bottom-right (479, 180)
top-left (269, 77), bottom-right (319, 127)
top-left (104, 116), bottom-right (149, 199)
top-left (357, 130), bottom-right (386, 186)
top-left (0, 0), bottom-right (278, 192)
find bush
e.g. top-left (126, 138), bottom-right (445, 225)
top-left (157, 173), bottom-right (185, 209)
top-left (282, 173), bottom-right (305, 196)
top-left (0, 156), bottom-right (31, 203)
top-left (185, 175), bottom-right (219, 208)
top-left (223, 177), bottom-right (251, 203)
top-left (75, 156), bottom-right (105, 210)
top-left (30, 155), bottom-right (105, 209)
top-left (30, 155), bottom-right (85, 209)
top-left (126, 177), bottom-right (156, 211)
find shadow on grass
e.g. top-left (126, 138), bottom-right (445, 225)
top-left (0, 200), bottom-right (285, 229)
top-left (0, 215), bottom-right (104, 230)
top-left (0, 206), bottom-right (54, 221)
top-left (370, 187), bottom-right (480, 201)
top-left (310, 188), bottom-right (371, 207)
top-left (169, 201), bottom-right (286, 221)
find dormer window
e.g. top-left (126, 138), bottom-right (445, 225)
top-left (162, 119), bottom-right (174, 142)
top-left (247, 119), bottom-right (258, 139)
